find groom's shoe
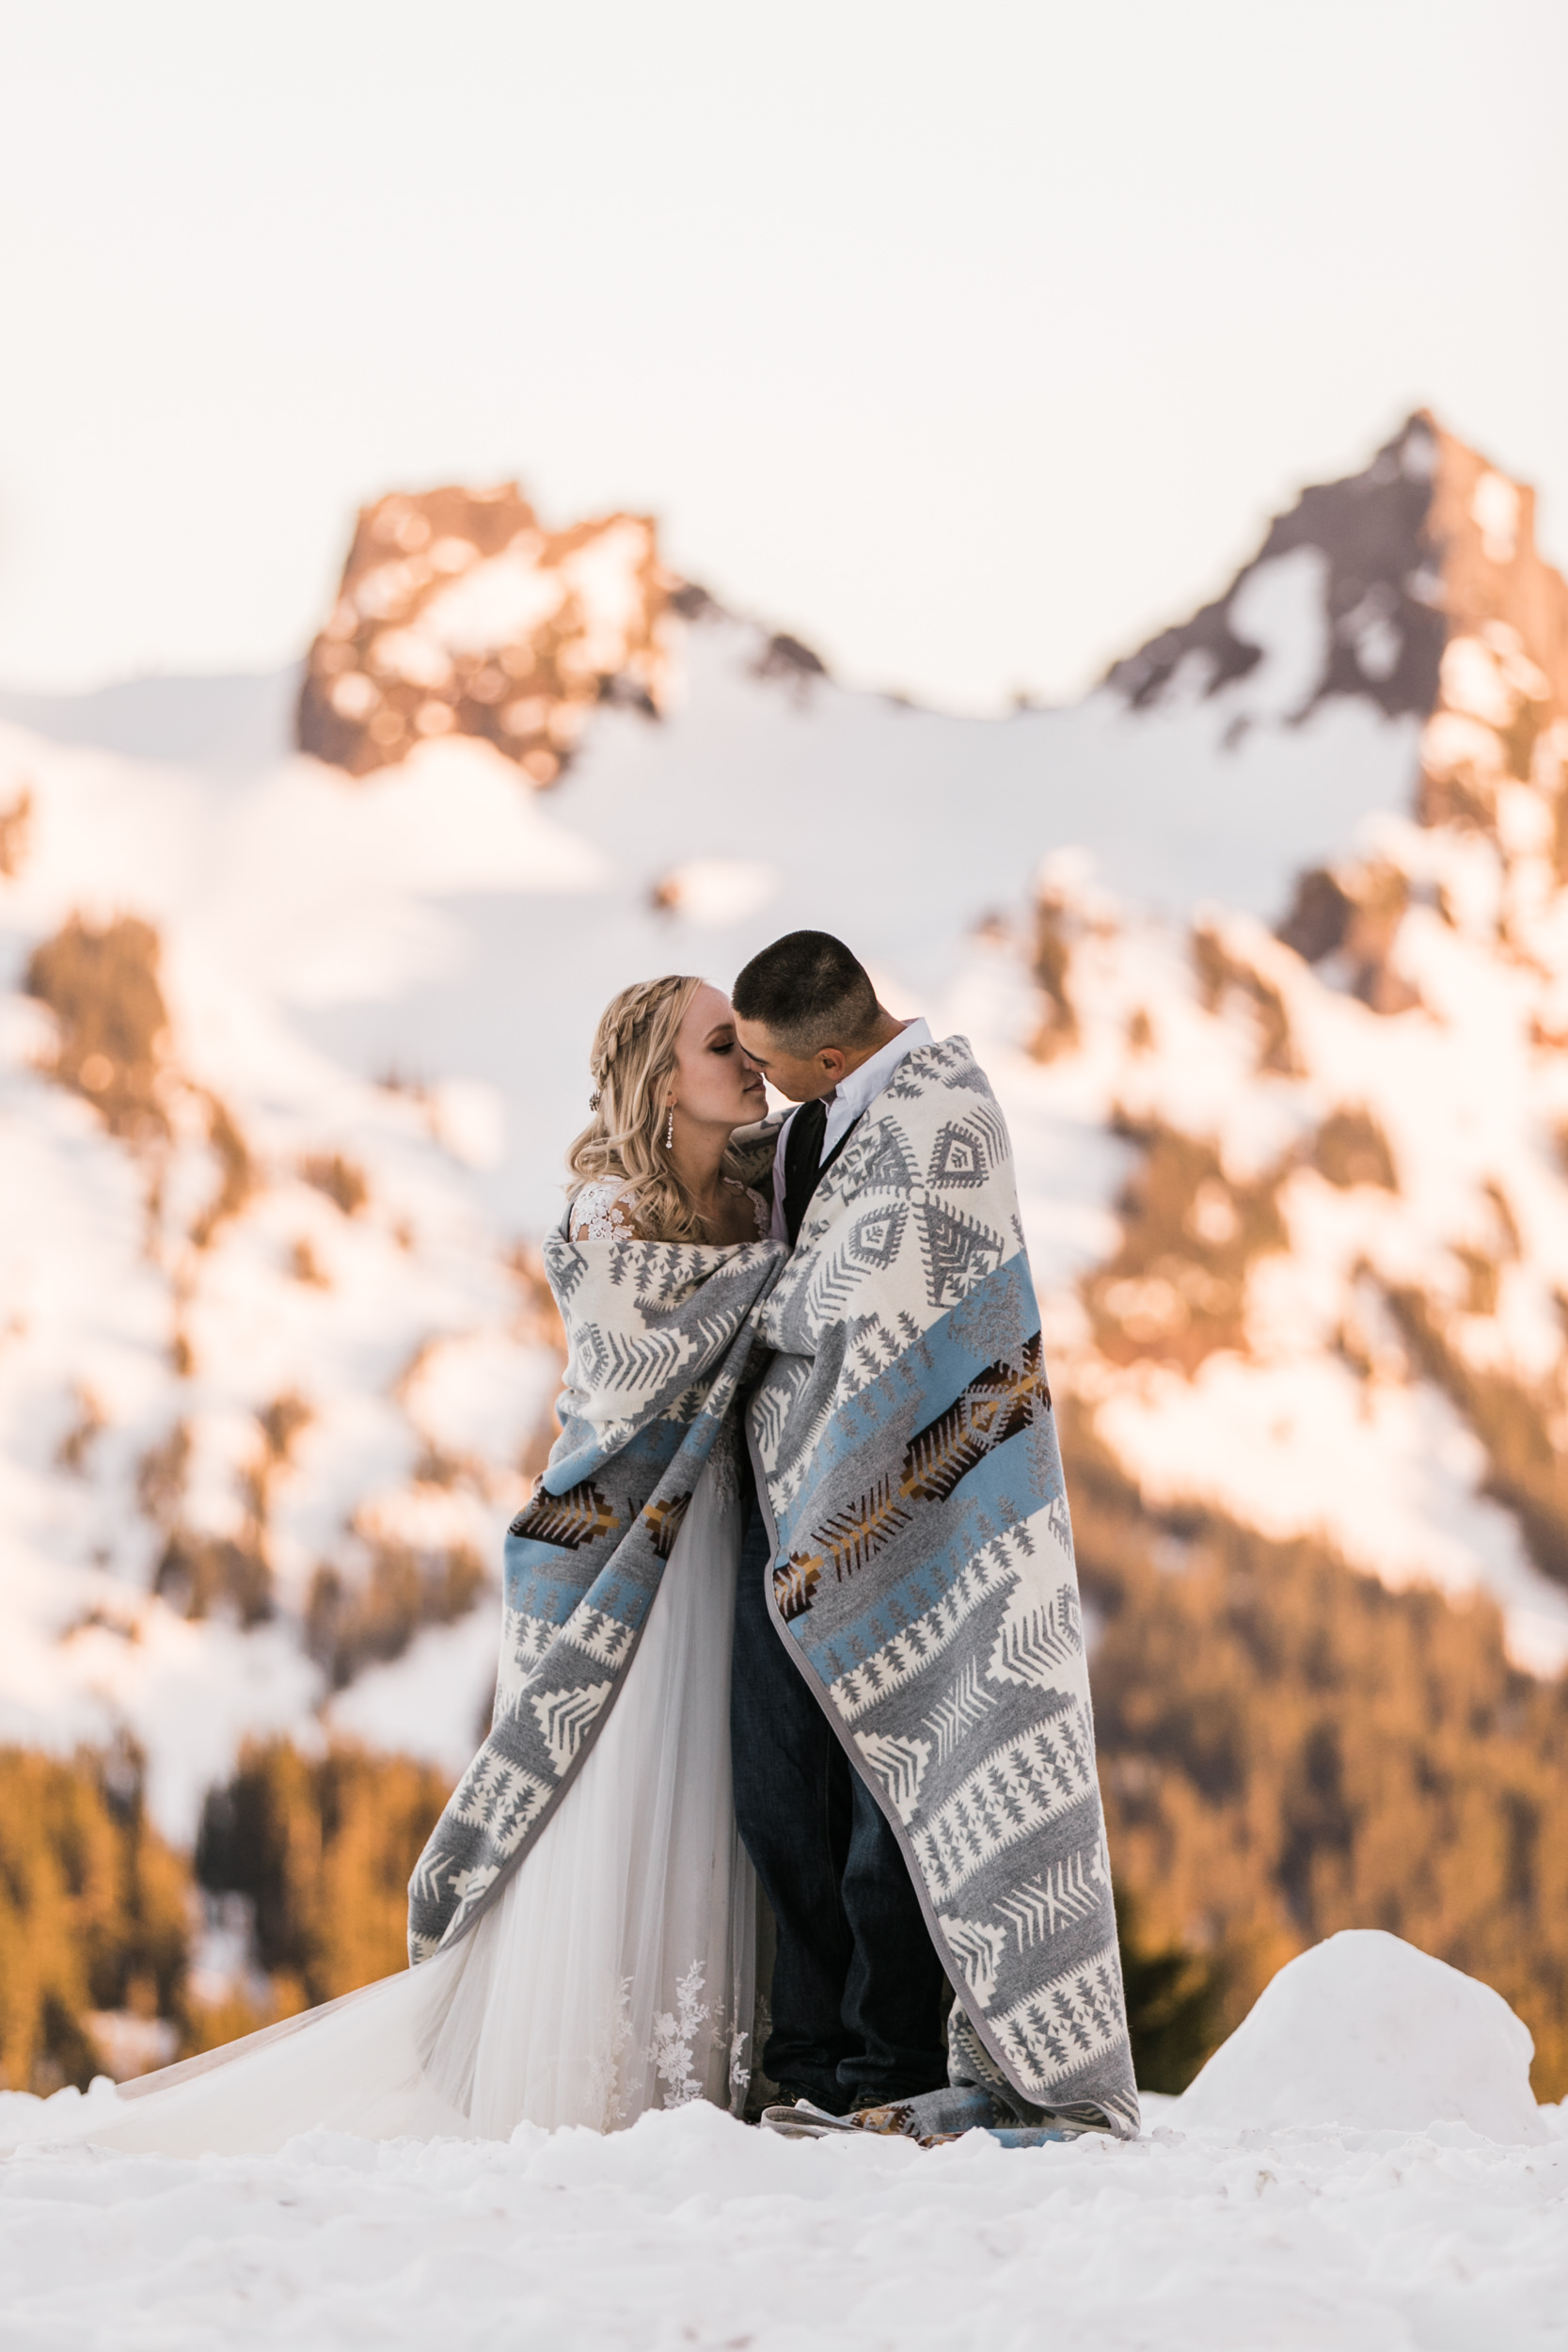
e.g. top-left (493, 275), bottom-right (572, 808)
top-left (774, 2080), bottom-right (849, 2116)
top-left (759, 2093), bottom-right (958, 2147)
top-left (759, 2089), bottom-right (1107, 2149)
top-left (758, 2096), bottom-right (856, 2140)
top-left (848, 2089), bottom-right (1117, 2147)
top-left (757, 2076), bottom-right (857, 2138)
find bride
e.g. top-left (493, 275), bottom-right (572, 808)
top-left (15, 976), bottom-right (783, 2156)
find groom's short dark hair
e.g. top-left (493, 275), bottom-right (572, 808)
top-left (733, 930), bottom-right (879, 1053)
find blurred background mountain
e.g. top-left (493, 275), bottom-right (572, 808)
top-left (4, 408), bottom-right (1568, 2094)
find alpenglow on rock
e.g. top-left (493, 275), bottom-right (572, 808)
top-left (298, 485), bottom-right (669, 787)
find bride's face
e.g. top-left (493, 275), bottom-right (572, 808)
top-left (670, 982), bottom-right (768, 1131)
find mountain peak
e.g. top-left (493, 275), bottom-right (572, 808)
top-left (296, 485), bottom-right (669, 786)
top-left (1106, 414), bottom-right (1567, 778)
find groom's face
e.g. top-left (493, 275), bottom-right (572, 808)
top-left (733, 1019), bottom-right (848, 1104)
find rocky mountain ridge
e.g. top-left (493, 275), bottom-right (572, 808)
top-left (5, 411), bottom-right (1568, 2084)
top-left (1016, 412), bottom-right (1568, 1661)
top-left (297, 486), bottom-right (668, 787)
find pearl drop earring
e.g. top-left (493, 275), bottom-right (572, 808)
top-left (664, 1104), bottom-right (674, 1149)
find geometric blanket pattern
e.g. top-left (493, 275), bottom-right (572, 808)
top-left (406, 1231), bottom-right (781, 1961)
top-left (750, 1034), bottom-right (1139, 2137)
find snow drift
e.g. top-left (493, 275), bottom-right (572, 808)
top-left (1176, 1929), bottom-right (1546, 2143)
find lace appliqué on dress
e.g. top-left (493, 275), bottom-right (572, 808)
top-left (601, 1963), bottom-right (753, 2121)
top-left (571, 1182), bottom-right (769, 1243)
top-left (571, 1182), bottom-right (641, 1241)
top-left (649, 1963), bottom-right (711, 2106)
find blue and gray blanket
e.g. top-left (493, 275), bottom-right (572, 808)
top-left (407, 1032), bottom-right (1138, 2138)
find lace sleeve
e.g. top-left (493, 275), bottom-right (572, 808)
top-left (571, 1182), bottom-right (646, 1241)
top-left (748, 1187), bottom-right (770, 1239)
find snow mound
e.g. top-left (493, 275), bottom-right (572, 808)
top-left (1177, 1929), bottom-right (1545, 2143)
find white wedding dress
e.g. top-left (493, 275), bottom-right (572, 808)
top-left (21, 1186), bottom-right (761, 2157)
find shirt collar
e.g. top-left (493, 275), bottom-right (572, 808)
top-left (821, 1017), bottom-right (931, 1152)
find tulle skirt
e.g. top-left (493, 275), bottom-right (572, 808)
top-left (30, 1455), bottom-right (756, 2156)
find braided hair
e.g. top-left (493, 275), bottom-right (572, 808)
top-left (566, 975), bottom-right (752, 1242)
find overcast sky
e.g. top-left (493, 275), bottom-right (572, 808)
top-left (2, 0), bottom-right (1564, 709)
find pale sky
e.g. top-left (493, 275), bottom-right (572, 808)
top-left (2, 0), bottom-right (1564, 710)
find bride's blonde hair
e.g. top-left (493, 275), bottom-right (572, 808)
top-left (567, 975), bottom-right (755, 1243)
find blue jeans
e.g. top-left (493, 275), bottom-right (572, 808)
top-left (731, 1477), bottom-right (949, 2108)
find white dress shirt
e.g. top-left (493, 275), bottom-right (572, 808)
top-left (768, 1017), bottom-right (933, 1244)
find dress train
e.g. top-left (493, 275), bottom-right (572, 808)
top-left (17, 1455), bottom-right (754, 2156)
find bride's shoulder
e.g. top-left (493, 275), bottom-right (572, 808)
top-left (746, 1186), bottom-right (770, 1239)
top-left (570, 1181), bottom-right (650, 1241)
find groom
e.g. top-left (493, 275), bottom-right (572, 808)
top-left (729, 930), bottom-right (950, 2115)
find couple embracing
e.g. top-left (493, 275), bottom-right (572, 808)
top-left (35, 934), bottom-right (1136, 2159)
top-left (406, 930), bottom-right (1139, 2148)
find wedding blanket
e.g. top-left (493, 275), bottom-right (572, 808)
top-left (407, 1032), bottom-right (1136, 2137)
top-left (408, 1232), bottom-right (781, 1961)
top-left (749, 1033), bottom-right (1139, 2137)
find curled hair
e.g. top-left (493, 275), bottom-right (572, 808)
top-left (567, 975), bottom-right (754, 1242)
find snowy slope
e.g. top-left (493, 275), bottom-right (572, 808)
top-left (0, 1935), bottom-right (1563, 2349)
top-left (6, 472), bottom-right (1429, 1229)
top-left (2, 410), bottom-right (1566, 1835)
top-left (0, 2099), bottom-right (1559, 2350)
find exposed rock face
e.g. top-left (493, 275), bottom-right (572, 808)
top-left (297, 486), bottom-right (668, 785)
top-left (1106, 412), bottom-right (1449, 723)
top-left (1276, 857), bottom-right (1420, 1014)
top-left (1416, 420), bottom-right (1568, 849)
top-left (1106, 416), bottom-right (1568, 1007)
top-left (1107, 413), bottom-right (1568, 840)
top-left (25, 914), bottom-right (171, 1143)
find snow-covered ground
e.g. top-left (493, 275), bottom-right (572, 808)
top-left (1, 1937), bottom-right (1563, 2351)
top-left (0, 2108), bottom-right (1561, 2352)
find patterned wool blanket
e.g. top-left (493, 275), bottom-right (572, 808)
top-left (407, 1229), bottom-right (781, 1960)
top-left (749, 1032), bottom-right (1139, 2137)
top-left (407, 1033), bottom-right (1135, 2138)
